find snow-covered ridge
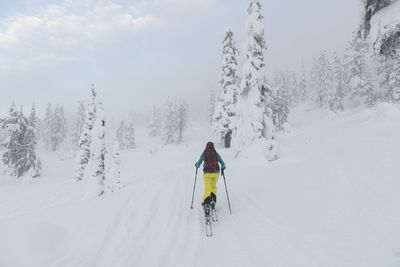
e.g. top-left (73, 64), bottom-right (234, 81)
top-left (370, 0), bottom-right (400, 52)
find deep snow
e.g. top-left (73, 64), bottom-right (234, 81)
top-left (1, 104), bottom-right (400, 267)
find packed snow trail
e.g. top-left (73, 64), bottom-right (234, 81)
top-left (1, 104), bottom-right (400, 266)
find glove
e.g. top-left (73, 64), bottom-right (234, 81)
top-left (221, 167), bottom-right (226, 172)
top-left (195, 163), bottom-right (200, 168)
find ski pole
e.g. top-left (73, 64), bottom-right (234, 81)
top-left (190, 167), bottom-right (199, 209)
top-left (222, 170), bottom-right (232, 215)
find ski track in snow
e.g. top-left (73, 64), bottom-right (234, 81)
top-left (1, 106), bottom-right (400, 267)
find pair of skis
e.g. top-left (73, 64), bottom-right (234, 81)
top-left (204, 203), bottom-right (217, 237)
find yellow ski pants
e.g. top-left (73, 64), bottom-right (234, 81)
top-left (203, 173), bottom-right (220, 202)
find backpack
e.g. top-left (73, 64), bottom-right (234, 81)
top-left (203, 148), bottom-right (220, 173)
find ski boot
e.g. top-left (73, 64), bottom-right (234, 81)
top-left (210, 193), bottom-right (217, 210)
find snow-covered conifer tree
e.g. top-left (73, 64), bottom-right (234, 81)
top-left (71, 101), bottom-right (85, 149)
top-left (347, 36), bottom-right (376, 107)
top-left (331, 54), bottom-right (346, 112)
top-left (286, 72), bottom-right (298, 106)
top-left (315, 51), bottom-right (335, 108)
top-left (375, 54), bottom-right (392, 101)
top-left (28, 103), bottom-right (38, 151)
top-left (148, 107), bottom-right (162, 137)
top-left (309, 57), bottom-right (320, 105)
top-left (108, 140), bottom-right (121, 192)
top-left (29, 104), bottom-right (37, 130)
top-left (31, 157), bottom-right (42, 178)
top-left (86, 102), bottom-right (106, 197)
top-left (43, 103), bottom-right (53, 150)
top-left (116, 120), bottom-right (126, 149)
top-left (162, 99), bottom-right (180, 145)
top-left (124, 120), bottom-right (135, 149)
top-left (298, 64), bottom-right (308, 103)
top-left (50, 105), bottom-right (67, 151)
top-left (212, 28), bottom-right (239, 148)
top-left (177, 101), bottom-right (188, 144)
top-left (236, 0), bottom-right (274, 147)
top-left (74, 85), bottom-right (97, 181)
top-left (1, 104), bottom-right (37, 177)
top-left (208, 89), bottom-right (218, 123)
top-left (271, 73), bottom-right (290, 131)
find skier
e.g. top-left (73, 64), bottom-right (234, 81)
top-left (195, 142), bottom-right (226, 211)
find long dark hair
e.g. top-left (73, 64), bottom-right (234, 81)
top-left (204, 141), bottom-right (215, 152)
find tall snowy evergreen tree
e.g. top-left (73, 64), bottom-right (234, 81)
top-left (212, 28), bottom-right (239, 148)
top-left (50, 105), bottom-right (67, 151)
top-left (236, 0), bottom-right (274, 147)
top-left (347, 36), bottom-right (376, 107)
top-left (388, 48), bottom-right (400, 102)
top-left (86, 102), bottom-right (106, 197)
top-left (124, 120), bottom-right (136, 149)
top-left (74, 85), bottom-right (97, 181)
top-left (71, 101), bottom-right (86, 149)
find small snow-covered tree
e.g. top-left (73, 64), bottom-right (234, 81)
top-left (388, 48), bottom-right (400, 102)
top-left (43, 103), bottom-right (53, 150)
top-left (315, 51), bottom-right (335, 108)
top-left (124, 120), bottom-right (135, 149)
top-left (375, 54), bottom-right (392, 101)
top-left (86, 102), bottom-right (106, 197)
top-left (177, 101), bottom-right (188, 144)
top-left (309, 57), bottom-right (319, 105)
top-left (50, 105), bottom-right (67, 151)
top-left (212, 28), bottom-right (239, 148)
top-left (298, 64), bottom-right (308, 103)
top-left (1, 104), bottom-right (37, 177)
top-left (1, 104), bottom-right (20, 176)
top-left (28, 103), bottom-right (37, 130)
top-left (162, 99), bottom-right (186, 145)
top-left (271, 73), bottom-right (290, 131)
top-left (162, 99), bottom-right (179, 145)
top-left (208, 89), bottom-right (218, 123)
top-left (108, 140), bottom-right (121, 192)
top-left (28, 103), bottom-right (38, 150)
top-left (116, 120), bottom-right (126, 149)
top-left (285, 72), bottom-right (298, 106)
top-left (148, 107), bottom-right (163, 137)
top-left (74, 84), bottom-right (97, 181)
top-left (347, 36), bottom-right (377, 107)
top-left (71, 101), bottom-right (86, 149)
top-left (331, 54), bottom-right (345, 112)
top-left (31, 157), bottom-right (42, 178)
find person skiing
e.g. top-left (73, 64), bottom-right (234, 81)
top-left (195, 142), bottom-right (226, 210)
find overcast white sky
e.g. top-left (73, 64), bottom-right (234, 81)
top-left (0, 0), bottom-right (362, 117)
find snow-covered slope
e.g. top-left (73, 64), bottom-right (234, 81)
top-left (1, 104), bottom-right (400, 267)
